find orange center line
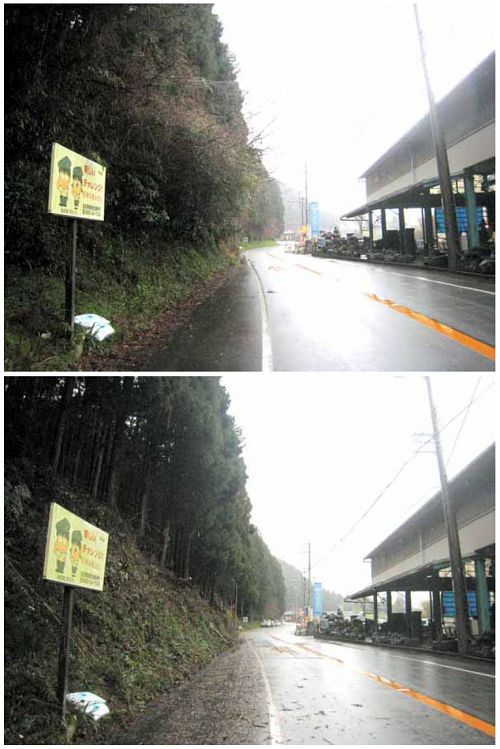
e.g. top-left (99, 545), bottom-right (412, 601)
top-left (363, 670), bottom-right (496, 739)
top-left (265, 635), bottom-right (495, 738)
top-left (365, 292), bottom-right (495, 361)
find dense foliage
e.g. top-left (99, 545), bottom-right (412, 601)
top-left (5, 475), bottom-right (236, 744)
top-left (280, 559), bottom-right (345, 613)
top-left (243, 166), bottom-right (285, 240)
top-left (5, 377), bottom-right (285, 617)
top-left (5, 4), bottom-right (283, 264)
top-left (5, 5), bottom-right (283, 367)
top-left (5, 377), bottom-right (285, 741)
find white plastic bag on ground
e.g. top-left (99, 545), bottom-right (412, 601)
top-left (74, 313), bottom-right (115, 341)
top-left (65, 691), bottom-right (110, 722)
top-left (85, 702), bottom-right (110, 721)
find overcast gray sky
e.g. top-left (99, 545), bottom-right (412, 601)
top-left (222, 374), bottom-right (494, 597)
top-left (214, 0), bottom-right (496, 218)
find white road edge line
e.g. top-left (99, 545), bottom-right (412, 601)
top-left (247, 254), bottom-right (274, 372)
top-left (380, 269), bottom-right (495, 295)
top-left (278, 246), bottom-right (495, 295)
top-left (278, 631), bottom-right (494, 680)
top-left (319, 256), bottom-right (495, 295)
top-left (386, 653), bottom-right (495, 678)
top-left (248, 638), bottom-right (283, 745)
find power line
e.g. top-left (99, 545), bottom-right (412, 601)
top-left (445, 377), bottom-right (482, 468)
top-left (311, 381), bottom-right (493, 571)
top-left (312, 448), bottom-right (421, 570)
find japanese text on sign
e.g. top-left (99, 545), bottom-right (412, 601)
top-left (48, 143), bottom-right (106, 221)
top-left (43, 503), bottom-right (109, 591)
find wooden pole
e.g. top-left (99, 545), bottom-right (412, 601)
top-left (414, 5), bottom-right (459, 270)
top-left (57, 586), bottom-right (75, 717)
top-left (65, 219), bottom-right (78, 340)
top-left (304, 165), bottom-right (309, 234)
top-left (426, 377), bottom-right (470, 654)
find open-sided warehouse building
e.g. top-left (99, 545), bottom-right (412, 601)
top-left (342, 52), bottom-right (495, 258)
top-left (348, 444), bottom-right (495, 640)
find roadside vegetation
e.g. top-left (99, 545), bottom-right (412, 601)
top-left (242, 240), bottom-right (279, 250)
top-left (5, 5), bottom-right (284, 370)
top-left (5, 243), bottom-right (235, 371)
top-left (5, 377), bottom-right (285, 744)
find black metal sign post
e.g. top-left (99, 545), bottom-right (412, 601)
top-left (57, 585), bottom-right (75, 717)
top-left (43, 502), bottom-right (109, 721)
top-left (65, 219), bottom-right (78, 341)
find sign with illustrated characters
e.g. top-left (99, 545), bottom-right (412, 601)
top-left (48, 143), bottom-right (106, 221)
top-left (43, 503), bottom-right (109, 591)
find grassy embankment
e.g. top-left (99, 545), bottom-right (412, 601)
top-left (5, 239), bottom-right (278, 372)
top-left (5, 464), bottom-right (237, 745)
top-left (241, 239), bottom-right (278, 250)
top-left (5, 241), bottom-right (240, 371)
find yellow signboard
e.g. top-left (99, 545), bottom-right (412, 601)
top-left (43, 503), bottom-right (109, 591)
top-left (48, 143), bottom-right (106, 221)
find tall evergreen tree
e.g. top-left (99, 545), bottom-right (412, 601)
top-left (5, 376), bottom-right (285, 618)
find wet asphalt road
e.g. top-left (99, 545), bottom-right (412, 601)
top-left (249, 624), bottom-right (495, 744)
top-left (148, 245), bottom-right (495, 371)
top-left (148, 262), bottom-right (262, 371)
top-left (116, 624), bottom-right (494, 745)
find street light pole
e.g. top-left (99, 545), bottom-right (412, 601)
top-left (414, 4), bottom-right (460, 270)
top-left (425, 377), bottom-right (470, 655)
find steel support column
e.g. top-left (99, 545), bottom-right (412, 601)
top-left (386, 590), bottom-right (392, 622)
top-left (464, 171), bottom-right (480, 249)
top-left (423, 194), bottom-right (435, 250)
top-left (399, 207), bottom-right (406, 252)
top-left (381, 208), bottom-right (387, 248)
top-left (475, 558), bottom-right (491, 634)
top-left (405, 590), bottom-right (412, 636)
top-left (373, 592), bottom-right (378, 628)
top-left (368, 210), bottom-right (374, 250)
top-left (432, 584), bottom-right (443, 636)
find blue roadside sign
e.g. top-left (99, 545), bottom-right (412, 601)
top-left (313, 582), bottom-right (324, 616)
top-left (310, 202), bottom-right (320, 237)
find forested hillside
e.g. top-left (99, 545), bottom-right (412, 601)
top-left (5, 377), bottom-right (285, 743)
top-left (4, 5), bottom-right (284, 369)
top-left (280, 559), bottom-right (345, 613)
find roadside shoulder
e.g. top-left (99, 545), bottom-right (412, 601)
top-left (111, 637), bottom-right (271, 745)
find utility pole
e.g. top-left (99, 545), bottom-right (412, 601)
top-left (299, 192), bottom-right (304, 226)
top-left (414, 4), bottom-right (460, 271)
top-left (307, 542), bottom-right (312, 619)
top-left (301, 541), bottom-right (312, 619)
top-left (425, 377), bottom-right (470, 655)
top-left (304, 164), bottom-right (309, 235)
